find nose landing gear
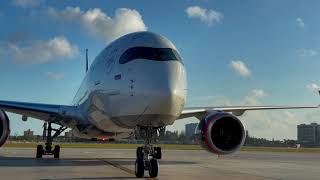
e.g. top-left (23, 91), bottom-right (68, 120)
top-left (36, 122), bottom-right (67, 159)
top-left (135, 145), bottom-right (161, 178)
top-left (134, 127), bottom-right (162, 178)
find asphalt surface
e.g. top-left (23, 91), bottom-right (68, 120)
top-left (0, 147), bottom-right (319, 180)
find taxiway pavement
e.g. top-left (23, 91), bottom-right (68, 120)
top-left (0, 147), bottom-right (319, 180)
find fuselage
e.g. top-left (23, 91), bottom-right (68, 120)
top-left (71, 32), bottom-right (187, 139)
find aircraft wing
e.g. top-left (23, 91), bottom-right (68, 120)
top-left (179, 105), bottom-right (319, 120)
top-left (0, 100), bottom-right (77, 123)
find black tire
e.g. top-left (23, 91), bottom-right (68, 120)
top-left (136, 147), bottom-right (143, 160)
top-left (154, 147), bottom-right (162, 159)
top-left (134, 159), bottom-right (144, 178)
top-left (148, 159), bottom-right (158, 178)
top-left (36, 145), bottom-right (43, 158)
top-left (53, 145), bottom-right (60, 159)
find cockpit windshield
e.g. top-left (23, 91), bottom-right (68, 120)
top-left (119, 47), bottom-right (182, 64)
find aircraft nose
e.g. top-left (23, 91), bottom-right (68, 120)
top-left (148, 84), bottom-right (186, 117)
top-left (132, 61), bottom-right (187, 126)
top-left (128, 60), bottom-right (187, 127)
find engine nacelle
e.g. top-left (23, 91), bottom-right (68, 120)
top-left (195, 112), bottom-right (246, 155)
top-left (0, 110), bottom-right (10, 147)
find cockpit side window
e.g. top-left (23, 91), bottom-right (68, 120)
top-left (119, 47), bottom-right (182, 64)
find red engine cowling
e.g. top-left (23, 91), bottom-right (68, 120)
top-left (0, 110), bottom-right (10, 147)
top-left (195, 112), bottom-right (246, 155)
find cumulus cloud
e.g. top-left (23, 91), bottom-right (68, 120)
top-left (239, 89), bottom-right (315, 140)
top-left (13, 0), bottom-right (43, 8)
top-left (2, 36), bottom-right (79, 64)
top-left (48, 7), bottom-right (147, 41)
top-left (242, 109), bottom-right (302, 140)
top-left (191, 95), bottom-right (232, 106)
top-left (190, 89), bottom-right (266, 107)
top-left (238, 89), bottom-right (304, 140)
top-left (185, 6), bottom-right (223, 26)
top-left (297, 48), bottom-right (318, 57)
top-left (46, 72), bottom-right (64, 80)
top-left (243, 89), bottom-right (267, 105)
top-left (306, 83), bottom-right (320, 92)
top-left (188, 88), bottom-right (315, 140)
top-left (230, 60), bottom-right (251, 77)
top-left (296, 17), bottom-right (305, 28)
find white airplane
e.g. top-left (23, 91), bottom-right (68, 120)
top-left (0, 31), bottom-right (318, 178)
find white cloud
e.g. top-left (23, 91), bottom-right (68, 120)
top-left (185, 6), bottom-right (223, 26)
top-left (13, 0), bottom-right (43, 8)
top-left (298, 48), bottom-right (318, 57)
top-left (48, 7), bottom-right (147, 41)
top-left (48, 6), bottom-right (82, 21)
top-left (296, 17), bottom-right (305, 28)
top-left (188, 88), bottom-right (315, 140)
top-left (46, 72), bottom-right (64, 80)
top-left (242, 109), bottom-right (302, 140)
top-left (238, 89), bottom-right (315, 140)
top-left (190, 95), bottom-right (232, 106)
top-left (243, 89), bottom-right (267, 105)
top-left (306, 83), bottom-right (320, 92)
top-left (3, 36), bottom-right (79, 64)
top-left (230, 60), bottom-right (251, 77)
top-left (238, 89), bottom-right (304, 140)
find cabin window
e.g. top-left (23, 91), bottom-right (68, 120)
top-left (119, 47), bottom-right (182, 64)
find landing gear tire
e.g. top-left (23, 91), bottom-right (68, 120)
top-left (136, 147), bottom-right (144, 160)
top-left (135, 126), bottom-right (163, 178)
top-left (135, 159), bottom-right (145, 178)
top-left (36, 122), bottom-right (66, 159)
top-left (53, 145), bottom-right (60, 159)
top-left (36, 145), bottom-right (43, 158)
top-left (154, 147), bottom-right (162, 159)
top-left (148, 159), bottom-right (158, 178)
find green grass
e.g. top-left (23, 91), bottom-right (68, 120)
top-left (4, 143), bottom-right (320, 153)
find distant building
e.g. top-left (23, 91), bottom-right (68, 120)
top-left (297, 123), bottom-right (320, 147)
top-left (185, 123), bottom-right (198, 138)
top-left (23, 129), bottom-right (34, 138)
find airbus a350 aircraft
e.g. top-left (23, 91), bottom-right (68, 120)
top-left (0, 31), bottom-right (318, 178)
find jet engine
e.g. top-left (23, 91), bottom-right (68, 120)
top-left (0, 110), bottom-right (10, 147)
top-left (195, 112), bottom-right (246, 155)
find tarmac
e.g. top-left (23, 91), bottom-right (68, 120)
top-left (0, 147), bottom-right (319, 180)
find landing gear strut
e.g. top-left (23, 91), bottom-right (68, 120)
top-left (134, 127), bottom-right (162, 178)
top-left (36, 122), bottom-right (67, 159)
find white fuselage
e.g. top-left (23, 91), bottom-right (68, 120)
top-left (70, 32), bottom-right (187, 139)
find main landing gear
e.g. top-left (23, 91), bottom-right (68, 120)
top-left (36, 122), bottom-right (67, 159)
top-left (134, 127), bottom-right (163, 178)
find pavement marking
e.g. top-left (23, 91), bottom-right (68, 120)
top-left (99, 158), bottom-right (158, 180)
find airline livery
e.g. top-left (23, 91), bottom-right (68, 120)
top-left (0, 32), bottom-right (318, 178)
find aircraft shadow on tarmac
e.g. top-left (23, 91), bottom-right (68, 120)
top-left (0, 157), bottom-right (196, 167)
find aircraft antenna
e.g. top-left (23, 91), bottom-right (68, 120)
top-left (86, 48), bottom-right (89, 72)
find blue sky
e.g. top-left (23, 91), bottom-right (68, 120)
top-left (1, 0), bottom-right (320, 139)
